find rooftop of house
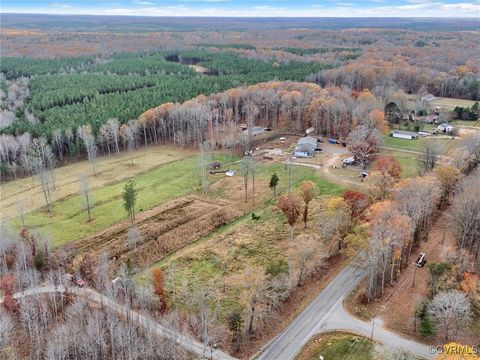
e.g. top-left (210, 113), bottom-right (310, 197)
top-left (421, 94), bottom-right (435, 102)
top-left (297, 136), bottom-right (318, 147)
top-left (390, 130), bottom-right (418, 136)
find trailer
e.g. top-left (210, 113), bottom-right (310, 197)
top-left (328, 138), bottom-right (338, 144)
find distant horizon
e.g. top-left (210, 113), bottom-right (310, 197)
top-left (2, 13), bottom-right (480, 18)
top-left (1, 0), bottom-right (480, 18)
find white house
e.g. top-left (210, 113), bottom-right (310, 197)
top-left (437, 123), bottom-right (454, 133)
top-left (390, 130), bottom-right (418, 140)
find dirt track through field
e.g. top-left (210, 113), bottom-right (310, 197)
top-left (62, 195), bottom-right (241, 274)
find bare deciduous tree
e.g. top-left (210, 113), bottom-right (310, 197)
top-left (79, 175), bottom-right (93, 222)
top-left (29, 138), bottom-right (53, 212)
top-left (421, 140), bottom-right (441, 172)
top-left (299, 181), bottom-right (316, 228)
top-left (427, 290), bottom-right (472, 341)
top-left (77, 125), bottom-right (98, 176)
top-left (347, 125), bottom-right (381, 168)
top-left (126, 225), bottom-right (142, 253)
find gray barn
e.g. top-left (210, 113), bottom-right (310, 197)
top-left (293, 136), bottom-right (318, 157)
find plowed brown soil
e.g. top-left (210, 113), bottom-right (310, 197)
top-left (62, 196), bottom-right (241, 274)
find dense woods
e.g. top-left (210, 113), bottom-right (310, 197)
top-left (0, 51), bottom-right (327, 138)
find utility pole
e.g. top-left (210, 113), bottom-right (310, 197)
top-left (288, 157), bottom-right (295, 193)
top-left (412, 265), bottom-right (417, 288)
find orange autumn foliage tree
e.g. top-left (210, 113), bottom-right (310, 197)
top-left (369, 109), bottom-right (389, 134)
top-left (278, 193), bottom-right (301, 241)
top-left (299, 181), bottom-right (316, 228)
top-left (374, 155), bottom-right (402, 180)
top-left (151, 268), bottom-right (168, 311)
top-left (368, 156), bottom-right (403, 201)
top-left (435, 165), bottom-right (461, 206)
top-left (343, 190), bottom-right (369, 219)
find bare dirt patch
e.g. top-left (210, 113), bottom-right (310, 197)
top-left (62, 195), bottom-right (241, 275)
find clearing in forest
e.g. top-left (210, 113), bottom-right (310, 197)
top-left (0, 145), bottom-right (192, 219)
top-left (10, 153), bottom-right (234, 247)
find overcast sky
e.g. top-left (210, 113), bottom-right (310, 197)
top-left (2, 0), bottom-right (480, 17)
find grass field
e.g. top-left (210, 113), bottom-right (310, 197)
top-left (431, 97), bottom-right (477, 110)
top-left (453, 119), bottom-right (480, 127)
top-left (377, 148), bottom-right (420, 178)
top-left (136, 164), bottom-right (344, 333)
top-left (13, 154), bottom-right (234, 247)
top-left (382, 135), bottom-right (423, 151)
top-left (382, 134), bottom-right (459, 153)
top-left (295, 332), bottom-right (374, 360)
top-left (1, 145), bottom-right (193, 219)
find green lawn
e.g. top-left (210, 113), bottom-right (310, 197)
top-left (377, 149), bottom-right (420, 178)
top-left (382, 135), bottom-right (423, 151)
top-left (258, 162), bottom-right (345, 197)
top-left (17, 154), bottom-right (233, 247)
top-left (431, 97), bottom-right (477, 110)
top-left (453, 119), bottom-right (479, 127)
top-left (16, 155), bottom-right (343, 248)
top-left (382, 134), bottom-right (458, 154)
top-left (296, 332), bottom-right (374, 360)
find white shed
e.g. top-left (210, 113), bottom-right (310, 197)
top-left (390, 130), bottom-right (418, 140)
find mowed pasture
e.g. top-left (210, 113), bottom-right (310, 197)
top-left (431, 97), bottom-right (477, 110)
top-left (1, 145), bottom-right (193, 219)
top-left (8, 153), bottom-right (235, 247)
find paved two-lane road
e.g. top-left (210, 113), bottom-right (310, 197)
top-left (255, 260), bottom-right (434, 360)
top-left (256, 263), bottom-right (366, 360)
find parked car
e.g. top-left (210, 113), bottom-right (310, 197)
top-left (415, 252), bottom-right (427, 267)
top-left (342, 157), bottom-right (355, 166)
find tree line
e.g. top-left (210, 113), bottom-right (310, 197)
top-left (1, 81), bottom-right (386, 179)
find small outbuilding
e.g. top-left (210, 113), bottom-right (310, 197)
top-left (293, 136), bottom-right (318, 157)
top-left (390, 130), bottom-right (418, 140)
top-left (437, 123), bottom-right (454, 133)
top-left (243, 126), bottom-right (266, 136)
top-left (421, 94), bottom-right (435, 103)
